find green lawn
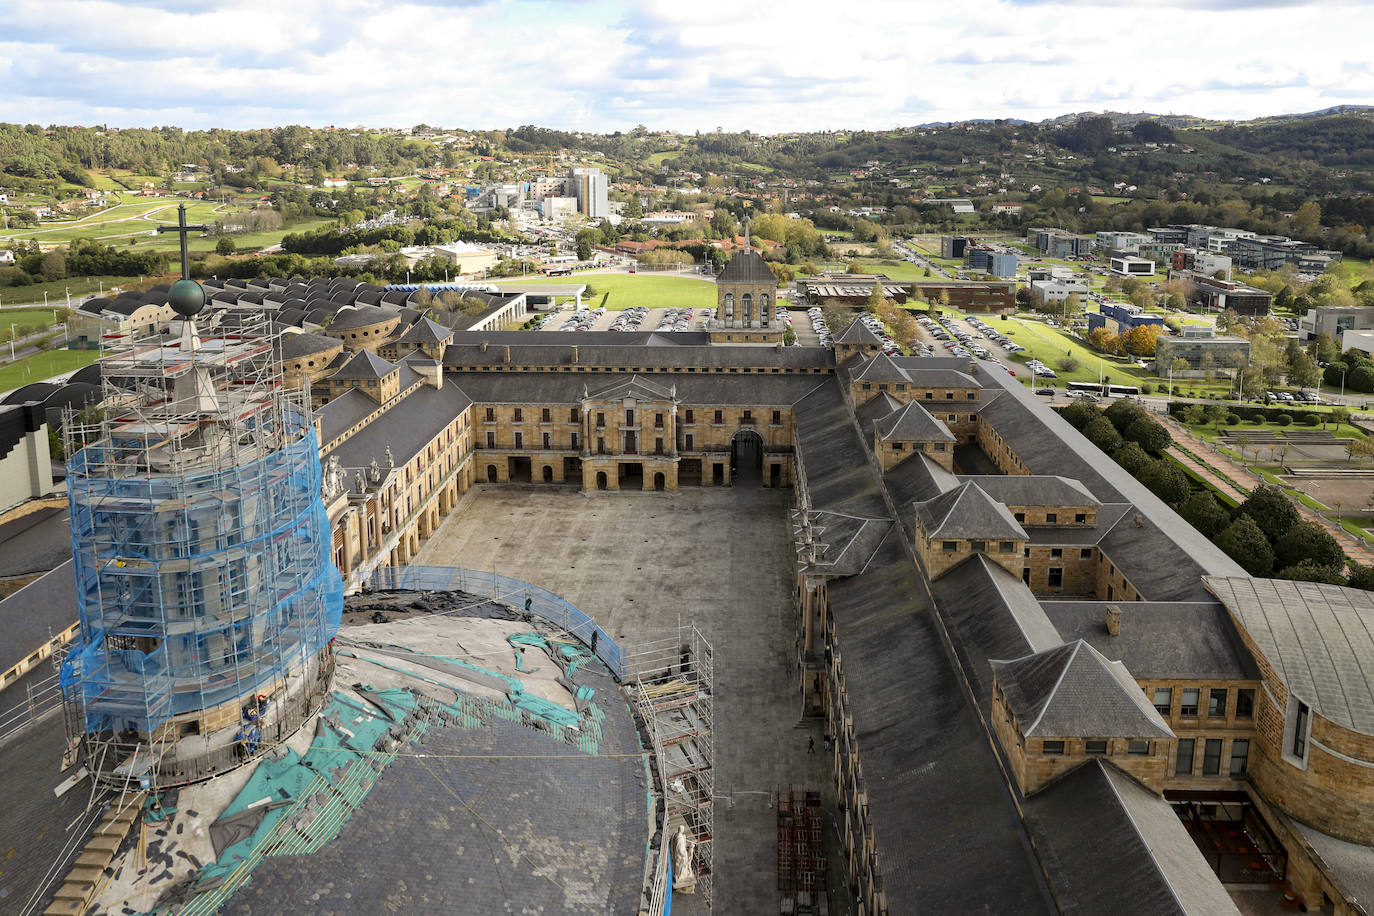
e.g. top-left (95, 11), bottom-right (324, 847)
top-left (0, 348), bottom-right (100, 392)
top-left (994, 316), bottom-right (1151, 388)
top-left (0, 308), bottom-right (66, 338)
top-left (492, 272), bottom-right (717, 310)
top-left (0, 276), bottom-right (145, 308)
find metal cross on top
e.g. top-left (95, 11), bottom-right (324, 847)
top-left (156, 203), bottom-right (209, 280)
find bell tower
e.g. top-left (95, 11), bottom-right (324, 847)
top-left (710, 219), bottom-right (784, 344)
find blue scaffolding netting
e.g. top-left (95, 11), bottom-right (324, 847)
top-left (60, 416), bottom-right (342, 736)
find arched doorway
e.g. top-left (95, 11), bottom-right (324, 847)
top-left (486, 464), bottom-right (498, 483)
top-left (654, 472), bottom-right (666, 491)
top-left (730, 429), bottom-right (764, 484)
top-left (542, 465), bottom-right (553, 483)
top-left (596, 471), bottom-right (608, 490)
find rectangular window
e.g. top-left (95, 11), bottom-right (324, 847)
top-left (1209, 688), bottom-right (1228, 718)
top-left (655, 412), bottom-right (664, 428)
top-left (714, 410), bottom-right (723, 424)
top-left (596, 437), bottom-right (605, 455)
top-left (485, 407), bottom-right (495, 421)
top-left (655, 437), bottom-right (664, 455)
top-left (1075, 513), bottom-right (1087, 524)
top-left (1153, 688), bottom-right (1172, 716)
top-left (1293, 702), bottom-right (1310, 759)
top-left (934, 442), bottom-right (946, 451)
top-left (1046, 513), bottom-right (1057, 524)
top-left (542, 432), bottom-right (551, 449)
top-left (1022, 567), bottom-right (1031, 585)
top-left (947, 414), bottom-right (957, 422)
top-left (570, 432), bottom-right (579, 449)
top-left (1236, 689), bottom-right (1255, 718)
top-left (772, 410), bottom-right (781, 425)
top-left (625, 409), bottom-right (634, 425)
top-left (1085, 740), bottom-right (1108, 755)
top-left (1128, 740), bottom-right (1150, 756)
top-left (1080, 548), bottom-right (1093, 559)
top-left (1050, 548), bottom-right (1063, 559)
top-left (1047, 567), bottom-right (1063, 588)
top-left (1230, 739), bottom-right (1250, 776)
top-left (1181, 688), bottom-right (1200, 717)
top-left (945, 392), bottom-right (954, 400)
top-left (485, 431), bottom-right (495, 449)
top-left (967, 392), bottom-right (977, 400)
top-left (541, 408), bottom-right (551, 422)
top-left (925, 391), bottom-right (933, 399)
top-left (684, 409), bottom-right (694, 424)
top-left (513, 432), bottom-right (523, 449)
top-left (570, 408), bottom-right (580, 422)
top-left (971, 540), bottom-right (987, 553)
top-left (596, 412), bottom-right (605, 428)
top-left (1014, 512), bottom-right (1026, 523)
top-left (1042, 740), bottom-right (1065, 756)
top-left (1176, 738), bottom-right (1195, 775)
top-left (862, 382), bottom-right (872, 391)
top-left (1203, 738), bottom-right (1222, 775)
top-left (514, 408), bottom-right (523, 422)
top-left (685, 434), bottom-right (694, 451)
top-left (942, 541), bottom-right (958, 553)
top-left (999, 541), bottom-right (1014, 553)
top-left (893, 442), bottom-right (905, 451)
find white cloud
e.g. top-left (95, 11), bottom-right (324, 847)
top-left (0, 0), bottom-right (1368, 130)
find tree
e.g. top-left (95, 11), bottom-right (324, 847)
top-left (1287, 350), bottom-right (1320, 389)
top-left (39, 250), bottom-right (67, 281)
top-left (1350, 365), bottom-right (1374, 393)
top-left (1347, 438), bottom-right (1374, 466)
top-left (1235, 484), bottom-right (1300, 543)
top-left (1292, 200), bottom-right (1322, 236)
top-left (575, 235), bottom-right (594, 261)
top-left (215, 236), bottom-right (237, 256)
top-left (1216, 516), bottom-right (1276, 576)
top-left (1275, 520), bottom-right (1346, 570)
top-left (1061, 401), bottom-right (1100, 430)
top-left (1276, 563), bottom-right (1346, 585)
top-left (1234, 434), bottom-right (1253, 461)
top-left (1123, 324), bottom-right (1161, 357)
top-left (1311, 333), bottom-right (1340, 365)
top-left (1330, 407), bottom-right (1352, 431)
top-left (1140, 459), bottom-right (1190, 505)
top-left (1105, 397), bottom-right (1149, 432)
top-left (1083, 416), bottom-right (1124, 454)
top-left (866, 282), bottom-right (888, 311)
top-left (1347, 562), bottom-right (1374, 591)
top-left (1124, 416), bottom-right (1171, 453)
top-left (1111, 441), bottom-right (1153, 476)
top-left (1324, 360), bottom-right (1350, 389)
top-left (1179, 492), bottom-right (1231, 539)
top-left (1088, 326), bottom-right (1121, 355)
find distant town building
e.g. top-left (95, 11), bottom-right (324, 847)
top-left (1108, 255), bottom-right (1156, 277)
top-left (569, 167), bottom-right (608, 218)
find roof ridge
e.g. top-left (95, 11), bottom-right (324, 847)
top-left (1025, 640), bottom-right (1083, 735)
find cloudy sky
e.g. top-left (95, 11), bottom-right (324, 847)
top-left (0, 0), bottom-right (1370, 132)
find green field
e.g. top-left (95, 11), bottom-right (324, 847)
top-left (0, 348), bottom-right (100, 392)
top-left (493, 272), bottom-right (716, 310)
top-left (0, 308), bottom-right (66, 338)
top-left (0, 276), bottom-right (144, 308)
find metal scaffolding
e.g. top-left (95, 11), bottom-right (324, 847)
top-left (628, 623), bottom-right (715, 912)
top-left (58, 311), bottom-right (341, 782)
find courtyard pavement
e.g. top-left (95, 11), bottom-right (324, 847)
top-left (413, 485), bottom-right (832, 915)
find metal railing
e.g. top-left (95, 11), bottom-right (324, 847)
top-left (0, 671), bottom-right (63, 744)
top-left (364, 566), bottom-right (625, 681)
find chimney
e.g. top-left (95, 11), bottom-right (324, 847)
top-left (503, 345), bottom-right (511, 364)
top-left (479, 339), bottom-right (489, 352)
top-left (570, 345), bottom-right (579, 364)
top-left (1105, 605), bottom-right (1122, 637)
top-left (413, 360), bottom-right (442, 390)
top-left (775, 342), bottom-right (783, 353)
top-left (968, 359), bottom-right (977, 374)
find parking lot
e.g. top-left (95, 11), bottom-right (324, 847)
top-left (535, 303), bottom-right (809, 341)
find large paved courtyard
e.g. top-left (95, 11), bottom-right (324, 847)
top-left (413, 484), bottom-right (830, 914)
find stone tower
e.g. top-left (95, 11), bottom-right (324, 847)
top-left (710, 221), bottom-right (784, 344)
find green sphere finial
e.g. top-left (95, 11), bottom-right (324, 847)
top-left (168, 278), bottom-right (206, 318)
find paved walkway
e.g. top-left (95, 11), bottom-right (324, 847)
top-left (1164, 419), bottom-right (1374, 565)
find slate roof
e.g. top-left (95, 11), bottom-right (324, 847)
top-left (316, 388), bottom-right (380, 444)
top-left (277, 331), bottom-right (340, 360)
top-left (853, 391), bottom-right (903, 439)
top-left (793, 510), bottom-right (893, 577)
top-left (826, 535), bottom-right (1053, 912)
top-left (791, 378), bottom-right (889, 518)
top-left (586, 374), bottom-right (675, 402)
top-left (439, 338), bottom-right (832, 372)
top-left (1023, 760), bottom-right (1241, 916)
top-left (958, 474), bottom-right (1098, 507)
top-left (0, 561), bottom-right (77, 674)
top-left (875, 401), bottom-right (955, 442)
top-left (327, 305), bottom-right (399, 330)
top-left (834, 318), bottom-right (884, 346)
top-left (1205, 576), bottom-right (1374, 734)
top-left (990, 640), bottom-right (1174, 739)
top-left (328, 350), bottom-right (397, 380)
top-left (849, 353), bottom-right (911, 384)
top-left (916, 482), bottom-right (1027, 541)
top-left (717, 247), bottom-right (775, 285)
top-left (395, 316), bottom-right (454, 344)
top-left (325, 381), bottom-right (473, 472)
top-left (931, 554), bottom-right (1063, 703)
top-left (1293, 820), bottom-right (1374, 911)
top-left (1041, 601), bottom-right (1259, 681)
top-left (884, 454), bottom-right (959, 530)
top-left (446, 371), bottom-right (820, 410)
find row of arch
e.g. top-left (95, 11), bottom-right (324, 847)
top-left (721, 292), bottom-right (771, 328)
